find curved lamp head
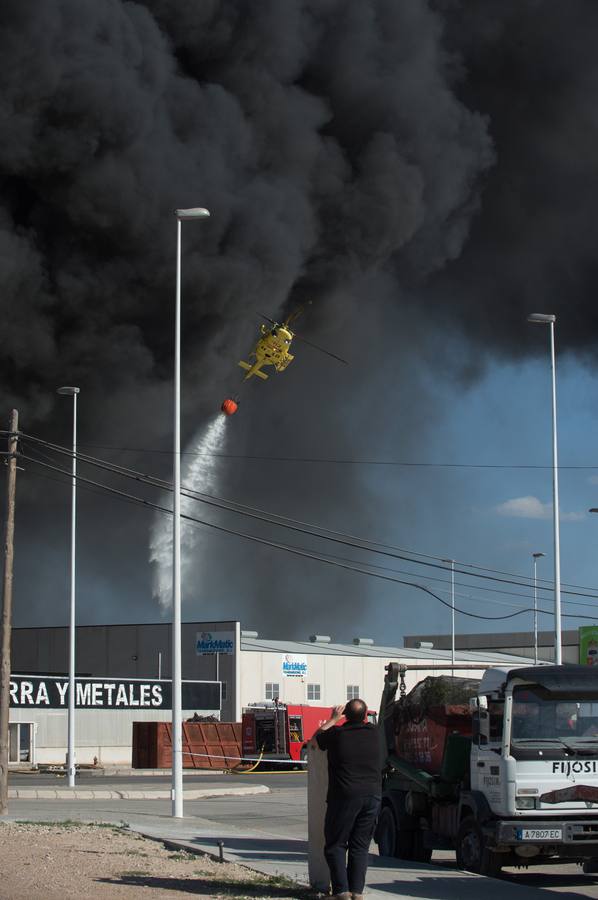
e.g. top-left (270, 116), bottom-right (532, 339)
top-left (57, 386), bottom-right (80, 396)
top-left (175, 208), bottom-right (210, 220)
top-left (532, 552), bottom-right (545, 559)
top-left (527, 313), bottom-right (556, 325)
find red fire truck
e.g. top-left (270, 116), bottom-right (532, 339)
top-left (241, 702), bottom-right (377, 764)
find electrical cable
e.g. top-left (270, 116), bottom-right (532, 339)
top-left (20, 431), bottom-right (598, 603)
top-left (70, 441), bottom-right (598, 469)
top-left (259, 537), bottom-right (598, 613)
top-left (19, 452), bottom-right (598, 623)
top-left (21, 453), bottom-right (160, 514)
top-left (10, 426), bottom-right (598, 471)
top-left (28, 436), bottom-right (590, 611)
top-left (23, 441), bottom-right (598, 617)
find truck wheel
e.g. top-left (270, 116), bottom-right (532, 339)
top-left (456, 817), bottom-right (502, 878)
top-left (376, 805), bottom-right (398, 857)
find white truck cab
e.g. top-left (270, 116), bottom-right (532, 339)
top-left (378, 662), bottom-right (598, 876)
top-left (469, 664), bottom-right (598, 861)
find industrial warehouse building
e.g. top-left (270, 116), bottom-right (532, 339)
top-left (9, 619), bottom-right (535, 767)
top-left (404, 627), bottom-right (593, 664)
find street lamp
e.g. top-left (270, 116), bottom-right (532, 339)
top-left (56, 385), bottom-right (80, 787)
top-left (442, 559), bottom-right (456, 670)
top-left (172, 207), bottom-right (210, 818)
top-left (532, 552), bottom-right (545, 665)
top-left (527, 313), bottom-right (562, 665)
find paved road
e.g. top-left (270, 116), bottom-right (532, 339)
top-left (8, 769), bottom-right (306, 790)
top-left (6, 771), bottom-right (598, 896)
top-left (428, 852), bottom-right (598, 899)
top-left (6, 772), bottom-right (308, 840)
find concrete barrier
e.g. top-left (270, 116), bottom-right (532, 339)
top-left (307, 742), bottom-right (330, 892)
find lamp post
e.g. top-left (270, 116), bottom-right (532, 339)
top-left (57, 386), bottom-right (80, 787)
top-left (442, 559), bottom-right (456, 670)
top-left (172, 207), bottom-right (210, 818)
top-left (527, 313), bottom-right (562, 665)
top-left (532, 552), bottom-right (545, 665)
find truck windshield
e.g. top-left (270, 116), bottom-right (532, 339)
top-left (511, 686), bottom-right (598, 743)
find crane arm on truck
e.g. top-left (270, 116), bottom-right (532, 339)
top-left (380, 663), bottom-right (401, 757)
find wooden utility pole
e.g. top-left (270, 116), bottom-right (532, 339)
top-left (0, 410), bottom-right (19, 816)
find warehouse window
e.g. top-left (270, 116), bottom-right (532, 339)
top-left (346, 685), bottom-right (360, 700)
top-left (265, 682), bottom-right (280, 701)
top-left (307, 684), bottom-right (321, 701)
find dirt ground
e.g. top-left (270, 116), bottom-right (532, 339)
top-left (0, 822), bottom-right (316, 900)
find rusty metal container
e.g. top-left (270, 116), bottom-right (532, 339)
top-left (394, 704), bottom-right (472, 774)
top-left (132, 721), bottom-right (242, 769)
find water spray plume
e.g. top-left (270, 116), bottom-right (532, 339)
top-left (150, 415), bottom-right (228, 612)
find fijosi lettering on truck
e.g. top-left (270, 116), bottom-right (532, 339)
top-left (552, 760), bottom-right (598, 776)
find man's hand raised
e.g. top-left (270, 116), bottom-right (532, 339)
top-left (331, 704), bottom-right (346, 722)
top-left (312, 703), bottom-right (347, 745)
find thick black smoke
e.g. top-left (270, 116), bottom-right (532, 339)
top-left (1, 0), bottom-right (594, 633)
top-left (427, 0), bottom-right (598, 353)
top-left (0, 0), bottom-right (492, 421)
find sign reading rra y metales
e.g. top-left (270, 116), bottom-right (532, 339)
top-left (9, 675), bottom-right (220, 710)
top-left (196, 630), bottom-right (235, 655)
top-left (579, 625), bottom-right (598, 666)
top-left (282, 654), bottom-right (308, 678)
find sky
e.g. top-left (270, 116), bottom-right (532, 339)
top-left (4, 0), bottom-right (598, 645)
top-left (395, 353), bottom-right (598, 641)
top-left (14, 340), bottom-right (598, 646)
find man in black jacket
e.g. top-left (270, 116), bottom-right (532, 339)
top-left (314, 699), bottom-right (382, 900)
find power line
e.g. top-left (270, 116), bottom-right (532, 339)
top-left (9, 427), bottom-right (598, 471)
top-left (13, 453), bottom-right (573, 622)
top-left (72, 441), bottom-right (598, 469)
top-left (19, 452), bottom-right (598, 623)
top-left (25, 456), bottom-right (590, 614)
top-left (20, 431), bottom-right (598, 603)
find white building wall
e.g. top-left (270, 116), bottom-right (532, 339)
top-left (239, 649), bottom-right (490, 712)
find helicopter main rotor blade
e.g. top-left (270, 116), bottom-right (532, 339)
top-left (283, 306), bottom-right (305, 328)
top-left (258, 313), bottom-right (279, 326)
top-left (293, 333), bottom-right (349, 365)
top-left (257, 310), bottom-right (348, 364)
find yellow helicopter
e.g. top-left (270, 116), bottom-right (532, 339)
top-left (238, 312), bottom-right (347, 381)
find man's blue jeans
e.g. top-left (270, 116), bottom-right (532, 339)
top-left (324, 794), bottom-right (381, 895)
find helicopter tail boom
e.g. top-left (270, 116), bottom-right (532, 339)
top-left (238, 360), bottom-right (268, 380)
